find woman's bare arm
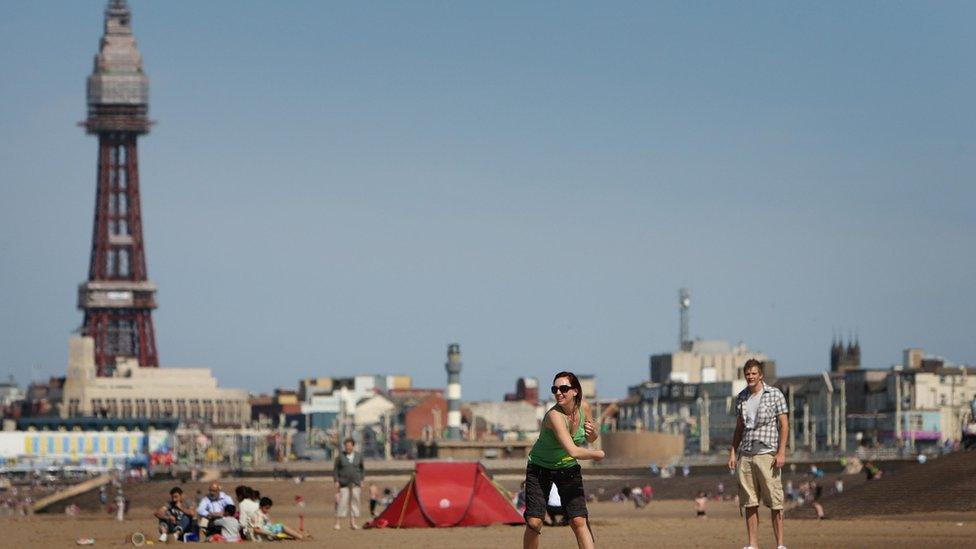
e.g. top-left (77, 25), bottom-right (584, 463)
top-left (582, 401), bottom-right (599, 443)
top-left (547, 409), bottom-right (604, 461)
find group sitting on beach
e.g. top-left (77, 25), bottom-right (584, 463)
top-left (155, 482), bottom-right (306, 543)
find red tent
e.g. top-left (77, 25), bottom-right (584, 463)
top-left (368, 461), bottom-right (525, 528)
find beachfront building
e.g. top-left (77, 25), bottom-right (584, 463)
top-left (504, 377), bottom-right (540, 405)
top-left (298, 375), bottom-right (409, 430)
top-left (61, 337), bottom-right (250, 425)
top-left (463, 400), bottom-right (539, 441)
top-left (780, 347), bottom-right (976, 450)
top-left (650, 339), bottom-right (775, 384)
top-left (620, 379), bottom-right (746, 453)
top-left (775, 372), bottom-right (847, 453)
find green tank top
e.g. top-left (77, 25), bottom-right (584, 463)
top-left (528, 405), bottom-right (586, 470)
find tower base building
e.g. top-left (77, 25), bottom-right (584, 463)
top-left (61, 337), bottom-right (250, 425)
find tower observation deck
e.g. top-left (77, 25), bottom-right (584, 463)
top-left (78, 0), bottom-right (159, 375)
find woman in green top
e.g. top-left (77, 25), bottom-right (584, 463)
top-left (523, 371), bottom-right (604, 549)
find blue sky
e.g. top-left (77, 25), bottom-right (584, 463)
top-left (1, 1), bottom-right (974, 400)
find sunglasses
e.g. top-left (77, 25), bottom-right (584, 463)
top-left (550, 384), bottom-right (573, 395)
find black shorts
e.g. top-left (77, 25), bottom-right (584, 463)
top-left (524, 463), bottom-right (587, 520)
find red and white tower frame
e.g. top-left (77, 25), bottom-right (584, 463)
top-left (78, 0), bottom-right (158, 375)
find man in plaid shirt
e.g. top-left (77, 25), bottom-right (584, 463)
top-left (728, 359), bottom-right (789, 549)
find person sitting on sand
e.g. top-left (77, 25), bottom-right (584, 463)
top-left (252, 497), bottom-right (306, 541)
top-left (210, 504), bottom-right (242, 542)
top-left (196, 483), bottom-right (234, 539)
top-left (233, 486), bottom-right (250, 518)
top-left (238, 487), bottom-right (261, 540)
top-left (155, 486), bottom-right (196, 543)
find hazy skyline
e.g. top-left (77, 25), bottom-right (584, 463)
top-left (1, 1), bottom-right (974, 400)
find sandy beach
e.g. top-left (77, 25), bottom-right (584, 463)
top-left (1, 478), bottom-right (973, 548)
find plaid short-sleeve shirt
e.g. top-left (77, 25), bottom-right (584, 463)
top-left (733, 383), bottom-right (788, 455)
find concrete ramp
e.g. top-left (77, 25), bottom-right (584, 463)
top-left (32, 474), bottom-right (112, 513)
top-left (788, 450), bottom-right (976, 518)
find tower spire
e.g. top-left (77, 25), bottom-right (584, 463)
top-left (78, 0), bottom-right (158, 375)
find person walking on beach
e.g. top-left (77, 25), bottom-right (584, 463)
top-left (728, 359), bottom-right (789, 549)
top-left (523, 371), bottom-right (604, 549)
top-left (333, 437), bottom-right (365, 530)
top-left (810, 479), bottom-right (825, 520)
top-left (368, 482), bottom-right (380, 518)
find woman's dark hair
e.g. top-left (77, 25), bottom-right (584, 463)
top-left (234, 485), bottom-right (250, 501)
top-left (553, 371), bottom-right (583, 408)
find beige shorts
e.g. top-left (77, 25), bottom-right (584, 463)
top-left (737, 453), bottom-right (783, 510)
top-left (337, 484), bottom-right (361, 518)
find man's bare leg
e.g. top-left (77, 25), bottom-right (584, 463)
top-left (568, 516), bottom-right (594, 549)
top-left (523, 517), bottom-right (543, 549)
top-left (771, 508), bottom-right (784, 547)
top-left (744, 506), bottom-right (760, 548)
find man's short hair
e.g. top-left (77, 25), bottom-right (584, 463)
top-left (742, 359), bottom-right (765, 375)
top-left (259, 497), bottom-right (273, 508)
top-left (224, 504), bottom-right (236, 516)
top-left (169, 486), bottom-right (183, 496)
top-left (343, 438), bottom-right (355, 446)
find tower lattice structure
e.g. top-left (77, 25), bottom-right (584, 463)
top-left (78, 0), bottom-right (158, 375)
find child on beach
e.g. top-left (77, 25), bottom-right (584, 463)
top-left (252, 497), bottom-right (306, 541)
top-left (694, 491), bottom-right (707, 518)
top-left (210, 504), bottom-right (241, 542)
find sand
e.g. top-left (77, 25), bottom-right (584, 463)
top-left (1, 478), bottom-right (973, 548)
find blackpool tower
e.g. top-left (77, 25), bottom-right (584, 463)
top-left (78, 0), bottom-right (159, 375)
